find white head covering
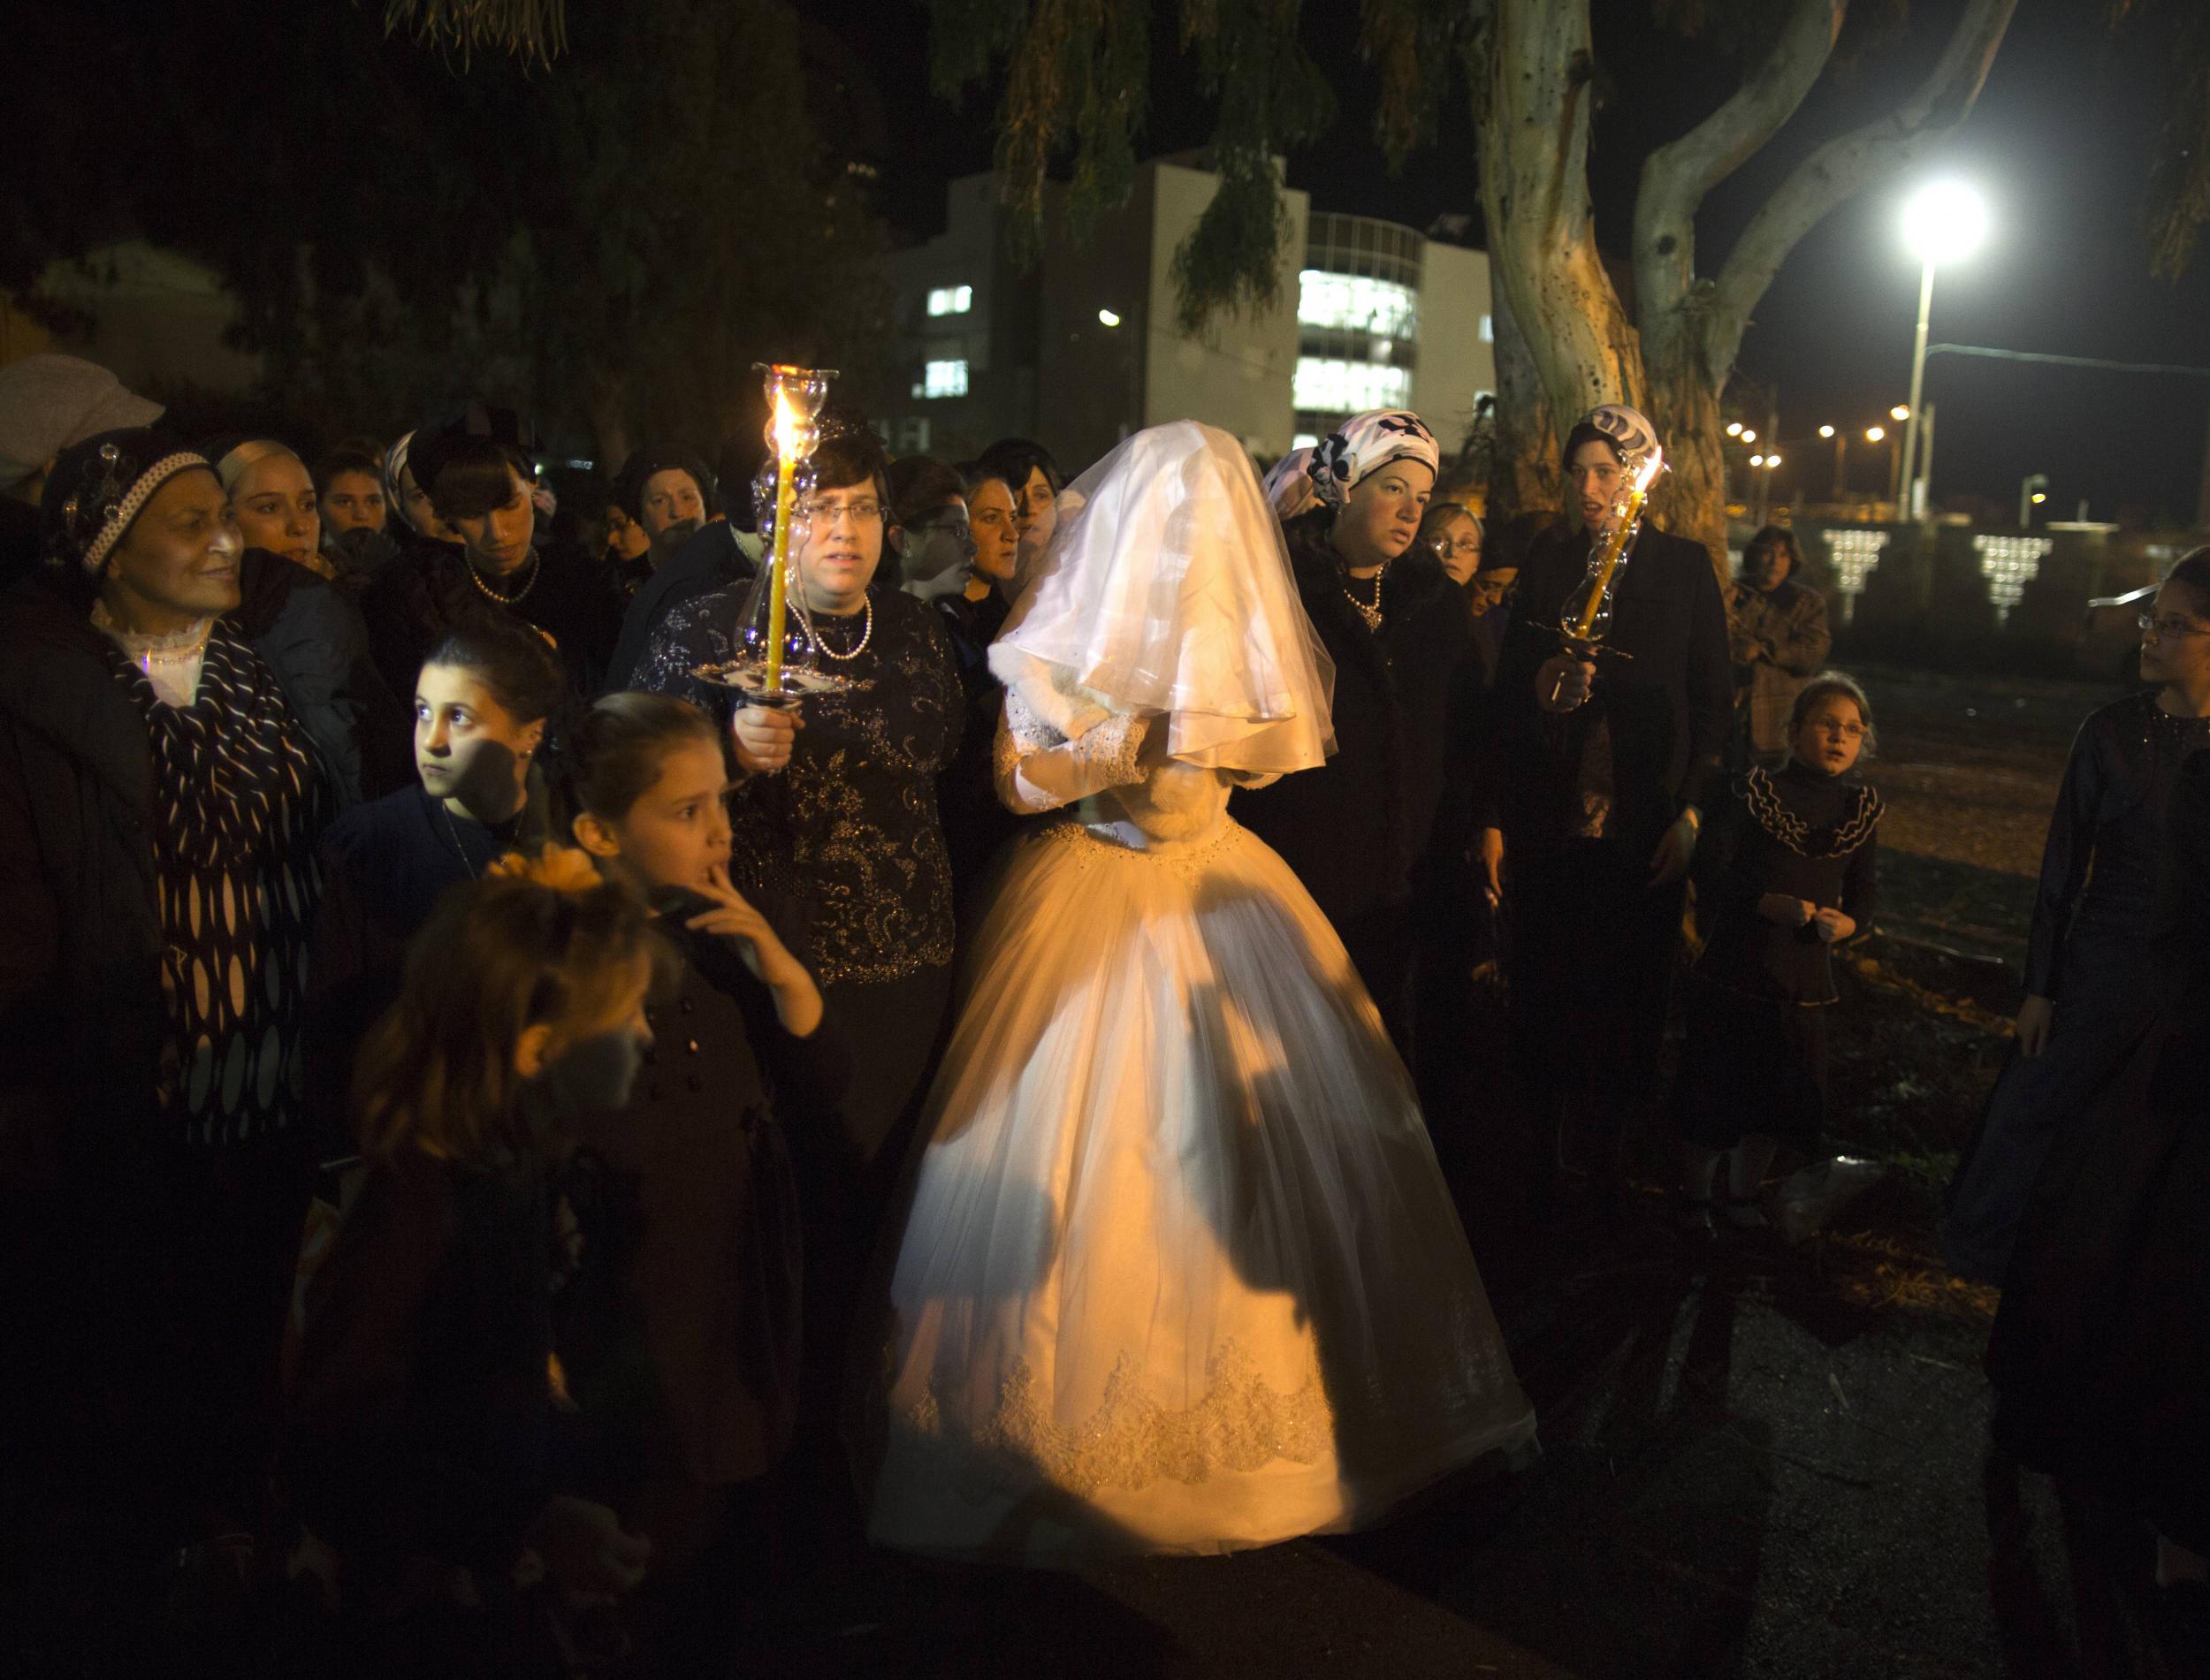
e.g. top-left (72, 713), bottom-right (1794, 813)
top-left (990, 421), bottom-right (1335, 774)
top-left (1307, 409), bottom-right (1440, 507)
top-left (1261, 446), bottom-right (1319, 521)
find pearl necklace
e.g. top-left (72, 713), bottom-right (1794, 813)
top-left (1341, 565), bottom-right (1386, 632)
top-left (814, 597), bottom-right (874, 661)
top-left (471, 551), bottom-right (540, 605)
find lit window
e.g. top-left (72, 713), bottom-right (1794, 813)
top-left (926, 285), bottom-right (973, 317)
top-left (1292, 357), bottom-right (1412, 414)
top-left (913, 360), bottom-right (969, 399)
top-left (1972, 534), bottom-right (2053, 624)
top-left (1296, 271), bottom-right (1419, 338)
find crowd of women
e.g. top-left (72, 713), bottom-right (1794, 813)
top-left (0, 346), bottom-right (2204, 1668)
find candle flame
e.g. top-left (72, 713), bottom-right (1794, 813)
top-left (1633, 452), bottom-right (1663, 495)
top-left (772, 388), bottom-right (803, 457)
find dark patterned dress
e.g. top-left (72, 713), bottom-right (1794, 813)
top-left (1676, 761), bottom-right (1881, 1149)
top-left (636, 582), bottom-right (962, 1160)
top-left (106, 621), bottom-right (330, 1144)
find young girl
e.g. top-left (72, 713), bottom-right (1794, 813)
top-left (545, 693), bottom-right (849, 1593)
top-left (1677, 673), bottom-right (1884, 1231)
top-left (285, 849), bottom-right (662, 1643)
top-left (308, 612), bottom-right (565, 1146)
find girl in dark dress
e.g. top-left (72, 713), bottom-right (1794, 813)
top-left (286, 850), bottom-right (659, 1653)
top-left (308, 613), bottom-right (565, 1149)
top-left (1986, 567), bottom-right (2210, 1588)
top-left (1943, 552), bottom-right (2210, 1283)
top-left (547, 695), bottom-right (850, 1593)
top-left (1677, 674), bottom-right (1882, 1231)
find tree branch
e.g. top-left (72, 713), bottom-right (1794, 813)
top-left (1705, 0), bottom-right (2018, 376)
top-left (1632, 0), bottom-right (1842, 323)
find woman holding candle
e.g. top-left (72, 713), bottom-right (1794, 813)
top-left (633, 409), bottom-right (962, 1544)
top-left (1481, 402), bottom-right (1733, 1219)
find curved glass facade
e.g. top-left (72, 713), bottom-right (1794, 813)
top-left (1295, 213), bottom-right (1424, 440)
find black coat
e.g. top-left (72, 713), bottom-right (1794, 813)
top-left (1487, 521), bottom-right (1733, 849)
top-left (0, 572), bottom-right (354, 1182)
top-left (605, 522), bottom-right (755, 694)
top-left (1233, 523), bottom-right (1479, 932)
top-left (359, 538), bottom-right (627, 702)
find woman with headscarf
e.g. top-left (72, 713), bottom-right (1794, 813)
top-left (0, 430), bottom-right (342, 1573)
top-left (861, 421), bottom-right (1534, 1562)
top-left (1481, 401), bottom-right (1732, 1217)
top-left (1232, 409), bottom-right (1480, 1065)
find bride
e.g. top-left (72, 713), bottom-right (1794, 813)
top-left (862, 422), bottom-right (1534, 1559)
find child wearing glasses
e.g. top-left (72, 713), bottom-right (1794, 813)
top-left (1677, 673), bottom-right (1883, 1233)
top-left (1943, 551), bottom-right (2210, 1281)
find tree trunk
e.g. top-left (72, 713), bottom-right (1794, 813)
top-left (1642, 342), bottom-right (1731, 582)
top-left (587, 369), bottom-right (631, 478)
top-left (1484, 273), bottom-right (1560, 521)
top-left (1475, 0), bottom-right (1646, 451)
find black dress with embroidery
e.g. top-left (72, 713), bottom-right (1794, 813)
top-left (633, 581), bottom-right (963, 1168)
top-left (108, 623), bottom-right (331, 1144)
top-left (1677, 760), bottom-right (1882, 1148)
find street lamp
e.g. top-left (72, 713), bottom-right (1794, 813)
top-left (1726, 421), bottom-right (1742, 437)
top-left (1864, 425), bottom-right (1885, 442)
top-left (1818, 424), bottom-right (1835, 438)
top-left (2020, 471), bottom-right (2049, 528)
top-left (1889, 404), bottom-right (1910, 422)
top-left (1741, 428), bottom-right (1757, 444)
top-left (1097, 308), bottom-right (1122, 328)
top-left (1899, 179), bottom-right (1989, 518)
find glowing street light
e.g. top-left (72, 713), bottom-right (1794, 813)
top-left (1766, 453), bottom-right (1782, 468)
top-left (1726, 421), bottom-right (1742, 437)
top-left (1097, 308), bottom-right (1123, 328)
top-left (1818, 424), bottom-right (1835, 439)
top-left (1865, 425), bottom-right (1886, 443)
top-left (1749, 453), bottom-right (1765, 468)
top-left (1741, 429), bottom-right (1757, 444)
top-left (1889, 404), bottom-right (1910, 422)
top-left (1899, 179), bottom-right (1990, 517)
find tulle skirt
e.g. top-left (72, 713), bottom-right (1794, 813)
top-left (862, 817), bottom-right (1535, 1559)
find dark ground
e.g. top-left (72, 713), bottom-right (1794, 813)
top-left (757, 665), bottom-right (2205, 1680)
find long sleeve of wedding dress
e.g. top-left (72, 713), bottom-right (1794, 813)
top-left (991, 687), bottom-right (1149, 816)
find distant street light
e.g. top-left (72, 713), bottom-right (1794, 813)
top-left (1741, 428), bottom-right (1757, 444)
top-left (1818, 424), bottom-right (1835, 438)
top-left (1726, 421), bottom-right (1742, 437)
top-left (1749, 453), bottom-right (1765, 467)
top-left (1865, 425), bottom-right (1886, 443)
top-left (1097, 308), bottom-right (1123, 328)
top-left (2020, 471), bottom-right (2050, 528)
top-left (1889, 404), bottom-right (1911, 422)
top-left (1899, 179), bottom-right (1990, 518)
top-left (1766, 453), bottom-right (1782, 468)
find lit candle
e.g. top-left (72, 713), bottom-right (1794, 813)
top-left (1571, 452), bottom-right (1663, 641)
top-left (765, 388), bottom-right (802, 692)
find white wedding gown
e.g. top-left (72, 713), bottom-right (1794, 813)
top-left (862, 696), bottom-right (1536, 1560)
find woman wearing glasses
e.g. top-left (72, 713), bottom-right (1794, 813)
top-left (1943, 551), bottom-right (2210, 1283)
top-left (637, 414), bottom-right (962, 1176)
top-left (636, 413), bottom-right (963, 1560)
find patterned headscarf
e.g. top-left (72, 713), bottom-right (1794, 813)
top-left (1261, 446), bottom-right (1319, 521)
top-left (382, 430), bottom-right (419, 531)
top-left (41, 428), bottom-right (213, 574)
top-left (1568, 401), bottom-right (1660, 467)
top-left (1307, 410), bottom-right (1441, 507)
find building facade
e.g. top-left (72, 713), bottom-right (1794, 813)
top-left (867, 157), bottom-right (1495, 478)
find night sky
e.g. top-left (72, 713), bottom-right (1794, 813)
top-left (818, 1), bottom-right (2210, 528)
